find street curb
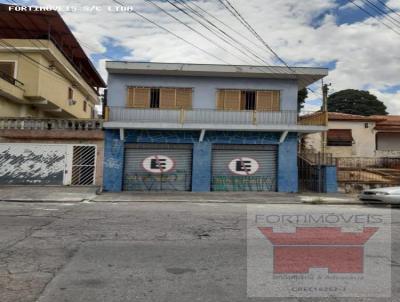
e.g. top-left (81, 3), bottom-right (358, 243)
top-left (0, 199), bottom-right (85, 203)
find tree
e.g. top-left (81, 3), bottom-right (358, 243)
top-left (297, 88), bottom-right (308, 112)
top-left (328, 89), bottom-right (388, 116)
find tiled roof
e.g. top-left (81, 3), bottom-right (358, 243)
top-left (328, 112), bottom-right (384, 122)
top-left (373, 115), bottom-right (400, 131)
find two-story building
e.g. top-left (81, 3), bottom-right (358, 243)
top-left (103, 62), bottom-right (328, 193)
top-left (0, 4), bottom-right (105, 118)
top-left (0, 4), bottom-right (106, 187)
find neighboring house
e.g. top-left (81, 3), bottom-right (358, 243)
top-left (0, 4), bottom-right (105, 118)
top-left (0, 5), bottom-right (106, 187)
top-left (305, 112), bottom-right (400, 158)
top-left (373, 115), bottom-right (400, 158)
top-left (103, 62), bottom-right (329, 192)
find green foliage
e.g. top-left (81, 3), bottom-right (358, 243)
top-left (328, 89), bottom-right (388, 116)
top-left (297, 88), bottom-right (308, 111)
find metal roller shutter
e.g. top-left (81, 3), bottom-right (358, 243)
top-left (123, 144), bottom-right (192, 191)
top-left (212, 145), bottom-right (277, 192)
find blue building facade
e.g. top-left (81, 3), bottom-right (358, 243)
top-left (103, 62), bottom-right (330, 193)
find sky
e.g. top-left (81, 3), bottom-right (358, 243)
top-left (4, 0), bottom-right (400, 113)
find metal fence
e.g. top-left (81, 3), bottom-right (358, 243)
top-left (108, 107), bottom-right (327, 127)
top-left (298, 151), bottom-right (335, 193)
top-left (336, 157), bottom-right (400, 184)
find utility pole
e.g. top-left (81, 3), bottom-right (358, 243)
top-left (321, 81), bottom-right (330, 153)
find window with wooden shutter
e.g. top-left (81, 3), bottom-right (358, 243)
top-left (176, 88), bottom-right (192, 109)
top-left (216, 90), bottom-right (225, 110)
top-left (126, 87), bottom-right (150, 108)
top-left (271, 91), bottom-right (280, 111)
top-left (224, 90), bottom-right (241, 110)
top-left (127, 87), bottom-right (134, 107)
top-left (256, 90), bottom-right (280, 111)
top-left (160, 88), bottom-right (176, 109)
top-left (217, 89), bottom-right (241, 110)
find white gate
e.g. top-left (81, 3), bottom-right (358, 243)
top-left (70, 145), bottom-right (97, 186)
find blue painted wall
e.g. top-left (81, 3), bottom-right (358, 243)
top-left (103, 129), bottom-right (299, 193)
top-left (324, 166), bottom-right (338, 193)
top-left (103, 130), bottom-right (124, 192)
top-left (192, 142), bottom-right (212, 192)
top-left (277, 133), bottom-right (299, 193)
top-left (107, 74), bottom-right (298, 111)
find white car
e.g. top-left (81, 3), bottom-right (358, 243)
top-left (359, 187), bottom-right (400, 204)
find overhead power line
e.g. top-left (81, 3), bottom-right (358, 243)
top-left (216, 0), bottom-right (292, 70)
top-left (111, 0), bottom-right (232, 64)
top-left (160, 0), bottom-right (287, 73)
top-left (169, 0), bottom-right (299, 75)
top-left (214, 0), bottom-right (320, 90)
top-left (375, 0), bottom-right (400, 20)
top-left (144, 0), bottom-right (262, 66)
top-left (347, 0), bottom-right (400, 36)
top-left (360, 0), bottom-right (400, 27)
top-left (174, 0), bottom-right (267, 54)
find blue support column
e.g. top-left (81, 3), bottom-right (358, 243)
top-left (192, 142), bottom-right (212, 192)
top-left (278, 133), bottom-right (298, 193)
top-left (324, 166), bottom-right (338, 193)
top-left (103, 130), bottom-right (124, 192)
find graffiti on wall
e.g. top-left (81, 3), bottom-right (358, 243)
top-left (0, 145), bottom-right (66, 185)
top-left (123, 171), bottom-right (191, 191)
top-left (212, 176), bottom-right (276, 192)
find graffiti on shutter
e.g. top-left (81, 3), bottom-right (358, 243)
top-left (123, 144), bottom-right (192, 191)
top-left (212, 146), bottom-right (277, 192)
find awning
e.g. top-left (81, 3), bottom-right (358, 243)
top-left (327, 129), bottom-right (353, 142)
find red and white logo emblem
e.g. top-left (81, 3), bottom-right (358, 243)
top-left (229, 157), bottom-right (259, 176)
top-left (142, 155), bottom-right (175, 174)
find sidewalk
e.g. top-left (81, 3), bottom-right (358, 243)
top-left (0, 186), bottom-right (361, 204)
top-left (0, 186), bottom-right (99, 202)
top-left (94, 191), bottom-right (360, 204)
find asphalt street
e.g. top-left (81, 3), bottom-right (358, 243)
top-left (0, 201), bottom-right (398, 302)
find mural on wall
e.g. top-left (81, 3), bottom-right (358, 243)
top-left (0, 144), bottom-right (67, 185)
